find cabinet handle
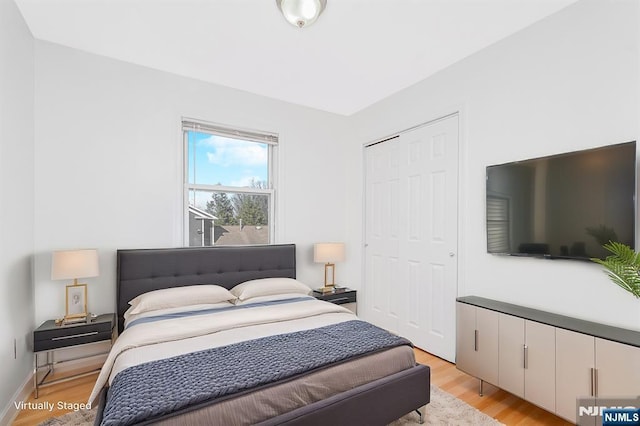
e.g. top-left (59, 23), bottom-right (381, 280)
top-left (52, 331), bottom-right (98, 341)
top-left (523, 345), bottom-right (528, 369)
top-left (329, 297), bottom-right (350, 303)
top-left (590, 368), bottom-right (595, 396)
top-left (474, 330), bottom-right (478, 351)
top-left (594, 368), bottom-right (598, 397)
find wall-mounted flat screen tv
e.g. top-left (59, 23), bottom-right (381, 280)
top-left (486, 141), bottom-right (636, 260)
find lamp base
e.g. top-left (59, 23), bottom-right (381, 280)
top-left (62, 314), bottom-right (89, 325)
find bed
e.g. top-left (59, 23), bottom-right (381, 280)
top-left (92, 244), bottom-right (430, 425)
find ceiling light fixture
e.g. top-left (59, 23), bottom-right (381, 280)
top-left (276, 0), bottom-right (327, 28)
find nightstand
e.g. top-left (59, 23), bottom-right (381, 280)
top-left (33, 313), bottom-right (115, 398)
top-left (313, 288), bottom-right (357, 314)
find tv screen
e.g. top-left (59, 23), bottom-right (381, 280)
top-left (486, 141), bottom-right (636, 260)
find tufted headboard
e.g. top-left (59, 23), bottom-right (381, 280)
top-left (116, 244), bottom-right (296, 333)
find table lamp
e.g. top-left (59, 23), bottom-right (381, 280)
top-left (51, 249), bottom-right (99, 322)
top-left (314, 243), bottom-right (345, 291)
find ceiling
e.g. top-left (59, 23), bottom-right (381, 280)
top-left (15, 0), bottom-right (578, 116)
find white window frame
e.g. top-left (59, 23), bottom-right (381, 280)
top-left (182, 118), bottom-right (277, 246)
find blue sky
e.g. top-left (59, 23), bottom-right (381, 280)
top-left (188, 131), bottom-right (268, 187)
top-left (187, 131), bottom-right (269, 209)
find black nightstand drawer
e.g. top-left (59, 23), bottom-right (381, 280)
top-left (34, 313), bottom-right (115, 352)
top-left (313, 289), bottom-right (356, 305)
top-left (34, 330), bottom-right (113, 352)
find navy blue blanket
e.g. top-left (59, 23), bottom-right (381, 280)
top-left (101, 320), bottom-right (412, 426)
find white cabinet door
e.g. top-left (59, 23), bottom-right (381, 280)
top-left (524, 321), bottom-right (555, 413)
top-left (498, 313), bottom-right (525, 398)
top-left (498, 315), bottom-right (555, 410)
top-left (456, 302), bottom-right (478, 376)
top-left (596, 338), bottom-right (640, 398)
top-left (475, 307), bottom-right (500, 385)
top-left (556, 328), bottom-right (594, 424)
top-left (456, 303), bottom-right (499, 385)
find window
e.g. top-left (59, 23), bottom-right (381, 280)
top-left (183, 119), bottom-right (277, 246)
top-left (487, 195), bottom-right (510, 253)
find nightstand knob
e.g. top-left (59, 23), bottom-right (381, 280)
top-left (449, 252), bottom-right (455, 257)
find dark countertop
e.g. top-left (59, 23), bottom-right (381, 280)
top-left (457, 296), bottom-right (640, 348)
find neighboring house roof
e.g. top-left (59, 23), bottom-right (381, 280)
top-left (214, 225), bottom-right (268, 245)
top-left (189, 205), bottom-right (217, 220)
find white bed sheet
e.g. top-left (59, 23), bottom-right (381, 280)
top-left (89, 298), bottom-right (355, 403)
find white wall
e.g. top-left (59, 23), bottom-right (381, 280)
top-left (0, 0), bottom-right (35, 419)
top-left (18, 1), bottom-right (640, 412)
top-left (33, 41), bottom-right (351, 324)
top-left (349, 0), bottom-right (640, 330)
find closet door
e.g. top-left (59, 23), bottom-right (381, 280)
top-left (364, 136), bottom-right (403, 334)
top-left (364, 114), bottom-right (459, 361)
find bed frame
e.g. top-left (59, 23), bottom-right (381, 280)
top-left (98, 244), bottom-right (430, 425)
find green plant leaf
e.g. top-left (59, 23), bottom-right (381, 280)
top-left (591, 241), bottom-right (640, 299)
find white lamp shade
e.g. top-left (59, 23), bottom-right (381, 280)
top-left (314, 243), bottom-right (345, 263)
top-left (51, 249), bottom-right (99, 280)
top-left (277, 0), bottom-right (326, 28)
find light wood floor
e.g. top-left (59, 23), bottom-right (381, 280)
top-left (12, 369), bottom-right (99, 426)
top-left (13, 349), bottom-right (572, 426)
top-left (414, 349), bottom-right (571, 426)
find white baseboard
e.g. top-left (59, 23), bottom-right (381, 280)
top-left (0, 372), bottom-right (33, 426)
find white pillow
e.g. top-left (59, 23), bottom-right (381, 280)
top-left (128, 285), bottom-right (236, 315)
top-left (233, 293), bottom-right (313, 306)
top-left (230, 278), bottom-right (311, 301)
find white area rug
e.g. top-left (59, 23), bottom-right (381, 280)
top-left (39, 385), bottom-right (502, 425)
top-left (390, 385), bottom-right (503, 425)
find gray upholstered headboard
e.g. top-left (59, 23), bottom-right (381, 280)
top-left (116, 244), bottom-right (296, 333)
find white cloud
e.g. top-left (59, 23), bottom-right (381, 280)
top-left (202, 135), bottom-right (267, 167)
top-left (230, 176), bottom-right (263, 188)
